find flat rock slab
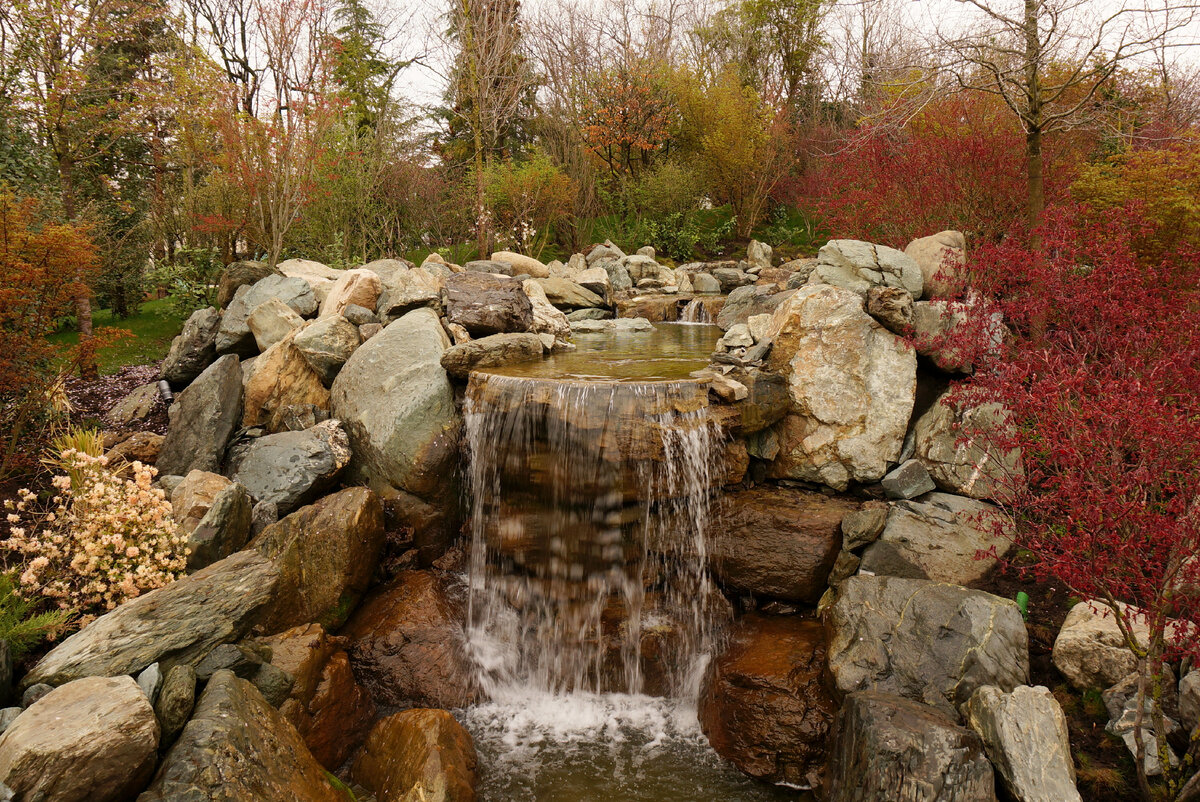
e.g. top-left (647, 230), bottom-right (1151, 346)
top-left (23, 550), bottom-right (279, 688)
top-left (0, 675), bottom-right (159, 802)
top-left (823, 575), bottom-right (1028, 717)
top-left (138, 670), bottom-right (343, 802)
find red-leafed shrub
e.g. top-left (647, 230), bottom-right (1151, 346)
top-left (0, 192), bottom-right (99, 478)
top-left (946, 203), bottom-right (1200, 798)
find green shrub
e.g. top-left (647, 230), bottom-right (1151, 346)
top-left (0, 572), bottom-right (68, 659)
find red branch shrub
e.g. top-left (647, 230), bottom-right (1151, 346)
top-left (947, 203), bottom-right (1200, 796)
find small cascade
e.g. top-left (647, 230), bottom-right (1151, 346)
top-left (679, 297), bottom-right (713, 324)
top-left (463, 372), bottom-right (724, 701)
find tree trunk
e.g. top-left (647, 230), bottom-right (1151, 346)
top-left (1025, 126), bottom-right (1045, 235)
top-left (58, 151), bottom-right (98, 379)
top-left (474, 119), bottom-right (487, 260)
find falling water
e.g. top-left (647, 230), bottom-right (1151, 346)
top-left (679, 297), bottom-right (713, 324)
top-left (463, 374), bottom-right (724, 700)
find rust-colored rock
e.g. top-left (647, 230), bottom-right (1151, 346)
top-left (243, 329), bottom-right (331, 432)
top-left (352, 708), bottom-right (478, 802)
top-left (320, 268), bottom-right (382, 317)
top-left (709, 486), bottom-right (857, 603)
top-left (699, 614), bottom-right (837, 786)
top-left (105, 430), bottom-right (164, 465)
top-left (263, 624), bottom-right (375, 770)
top-left (342, 570), bottom-right (477, 709)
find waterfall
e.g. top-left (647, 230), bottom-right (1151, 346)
top-left (679, 298), bottom-right (712, 324)
top-left (463, 372), bottom-right (724, 702)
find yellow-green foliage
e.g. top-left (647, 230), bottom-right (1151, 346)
top-left (1072, 144), bottom-right (1200, 259)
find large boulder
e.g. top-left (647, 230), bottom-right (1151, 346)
top-left (1051, 600), bottom-right (1174, 691)
top-left (0, 675), bottom-right (159, 802)
top-left (161, 307), bottom-right (221, 385)
top-left (186, 481), bottom-right (253, 571)
top-left (534, 277), bottom-right (605, 309)
top-left (251, 486), bottom-right (385, 634)
top-left (709, 487), bottom-right (857, 603)
top-left (105, 382), bottom-right (160, 427)
top-left (361, 258), bottom-right (414, 284)
top-left (964, 685), bottom-right (1081, 802)
top-left (242, 329), bottom-right (330, 432)
top-left (823, 691), bottom-right (996, 802)
top-left (444, 272), bottom-right (534, 335)
top-left (262, 624), bottom-right (374, 770)
top-left (858, 492), bottom-right (1011, 585)
top-left (823, 575), bottom-right (1028, 716)
top-left (699, 615), bottom-right (837, 787)
top-left (230, 420), bottom-right (352, 514)
top-left (319, 268), bottom-right (382, 317)
top-left (491, 250), bottom-right (550, 278)
top-left (331, 308), bottom-right (459, 502)
top-left (521, 280), bottom-right (572, 339)
top-left (247, 297), bottom-right (304, 352)
top-left (277, 258), bottom-right (341, 282)
top-left (352, 709), bottom-right (478, 802)
top-left (715, 286), bottom-right (793, 331)
top-left (764, 284), bottom-right (916, 490)
top-left (138, 670), bottom-right (344, 801)
top-left (342, 571), bottom-right (476, 709)
top-left (157, 354), bottom-right (244, 477)
top-left (171, 469), bottom-right (232, 533)
top-left (441, 333), bottom-right (545, 380)
top-left (377, 266), bottom-right (443, 321)
top-left (905, 230), bottom-right (966, 299)
top-left (23, 550), bottom-right (279, 688)
top-left (913, 391), bottom-right (1022, 501)
top-left (293, 315), bottom-right (360, 385)
top-left (217, 261), bottom-right (276, 308)
top-left (813, 239), bottom-right (924, 299)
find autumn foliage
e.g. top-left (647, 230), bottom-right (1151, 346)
top-left (947, 203), bottom-right (1200, 794)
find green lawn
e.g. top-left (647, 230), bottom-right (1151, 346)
top-left (47, 298), bottom-right (187, 375)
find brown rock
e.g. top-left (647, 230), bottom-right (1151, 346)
top-left (171, 469), bottom-right (232, 533)
top-left (320, 268), bottom-right (382, 317)
top-left (444, 272), bottom-right (534, 335)
top-left (104, 382), bottom-right (160, 426)
top-left (699, 615), bottom-right (837, 786)
top-left (0, 675), bottom-right (159, 802)
top-left (342, 571), bottom-right (477, 709)
top-left (105, 431), bottom-right (164, 465)
top-left (265, 624), bottom-right (375, 769)
top-left (709, 486), bottom-right (857, 603)
top-left (352, 708), bottom-right (478, 802)
top-left (252, 487), bottom-right (385, 634)
top-left (243, 329), bottom-right (330, 432)
top-left (865, 285), bottom-right (914, 333)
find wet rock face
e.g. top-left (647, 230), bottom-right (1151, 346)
top-left (708, 487), bottom-right (857, 603)
top-left (0, 675), bottom-right (159, 802)
top-left (823, 691), bottom-right (997, 802)
top-left (444, 272), bottom-right (534, 335)
top-left (823, 575), bottom-right (1028, 717)
top-left (263, 624), bottom-right (375, 770)
top-left (342, 570), bottom-right (477, 709)
top-left (23, 550), bottom-right (279, 688)
top-left (352, 708), bottom-right (479, 802)
top-left (764, 284), bottom-right (917, 490)
top-left (251, 486), bottom-right (385, 634)
top-left (157, 354), bottom-right (244, 477)
top-left (139, 670), bottom-right (344, 802)
top-left (699, 615), bottom-right (837, 787)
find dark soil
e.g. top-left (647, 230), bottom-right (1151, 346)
top-left (971, 558), bottom-right (1141, 801)
top-left (62, 362), bottom-right (170, 435)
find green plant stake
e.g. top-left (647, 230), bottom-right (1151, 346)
top-left (1016, 591), bottom-right (1030, 620)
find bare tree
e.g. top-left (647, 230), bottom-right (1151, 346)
top-left (934, 0), bottom-right (1198, 231)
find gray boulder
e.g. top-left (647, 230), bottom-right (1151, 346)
top-left (965, 685), bottom-right (1082, 802)
top-left (217, 276), bottom-right (318, 354)
top-left (715, 285), bottom-right (794, 331)
top-left (138, 670), bottom-right (344, 801)
top-left (824, 691), bottom-right (996, 802)
top-left (23, 550), bottom-right (279, 688)
top-left (597, 258), bottom-right (632, 292)
top-left (216, 261), bottom-right (275, 308)
top-left (230, 420), bottom-right (351, 515)
top-left (747, 240), bottom-right (772, 270)
top-left (293, 315), bottom-right (359, 385)
top-left (0, 676), bottom-right (159, 802)
top-left (534, 276), bottom-right (605, 309)
top-left (444, 272), bottom-right (534, 335)
top-left (692, 272), bottom-right (721, 294)
top-left (247, 297), bottom-right (303, 353)
top-left (463, 259), bottom-right (514, 275)
top-left (880, 459), bottom-right (936, 499)
top-left (342, 303), bottom-right (376, 325)
top-left (186, 481), bottom-right (253, 571)
top-left (376, 266), bottom-right (442, 321)
top-left (157, 355), bottom-right (243, 477)
top-left (813, 239), bottom-right (924, 299)
top-left (161, 307), bottom-right (220, 385)
top-left (913, 391), bottom-right (1022, 502)
top-left (860, 492), bottom-right (1011, 585)
top-left (824, 575), bottom-right (1028, 716)
top-left (331, 308), bottom-right (458, 502)
top-left (104, 382), bottom-right (160, 426)
top-left (1051, 600), bottom-right (1170, 691)
top-left (905, 230), bottom-right (965, 299)
top-left (155, 665), bottom-right (196, 745)
top-left (711, 267), bottom-right (752, 293)
top-left (440, 333), bottom-right (545, 380)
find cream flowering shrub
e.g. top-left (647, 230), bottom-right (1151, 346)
top-left (3, 449), bottom-right (189, 623)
